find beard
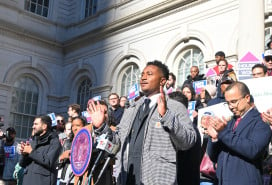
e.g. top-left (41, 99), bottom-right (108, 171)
top-left (34, 128), bottom-right (44, 136)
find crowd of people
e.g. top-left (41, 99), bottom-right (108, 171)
top-left (0, 50), bottom-right (272, 185)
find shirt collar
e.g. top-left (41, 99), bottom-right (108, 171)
top-left (240, 106), bottom-right (253, 119)
top-left (144, 93), bottom-right (160, 108)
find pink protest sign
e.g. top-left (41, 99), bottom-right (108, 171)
top-left (70, 128), bottom-right (92, 176)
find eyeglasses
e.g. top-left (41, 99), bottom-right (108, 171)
top-left (226, 96), bottom-right (245, 107)
top-left (109, 97), bottom-right (118, 101)
top-left (57, 120), bottom-right (64, 123)
top-left (265, 56), bottom-right (272, 63)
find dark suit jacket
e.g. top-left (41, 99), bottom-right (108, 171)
top-left (207, 108), bottom-right (272, 185)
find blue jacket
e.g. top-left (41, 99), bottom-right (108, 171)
top-left (207, 108), bottom-right (272, 185)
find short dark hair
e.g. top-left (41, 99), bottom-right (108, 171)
top-left (68, 104), bottom-right (81, 114)
top-left (215, 51), bottom-right (225, 57)
top-left (252, 63), bottom-right (267, 74)
top-left (225, 82), bottom-right (250, 97)
top-left (108, 93), bottom-right (120, 99)
top-left (36, 115), bottom-right (52, 130)
top-left (168, 91), bottom-right (188, 107)
top-left (71, 116), bottom-right (87, 127)
top-left (191, 66), bottom-right (199, 74)
top-left (146, 60), bottom-right (169, 80)
top-left (181, 84), bottom-right (196, 101)
top-left (169, 72), bottom-right (176, 81)
top-left (6, 127), bottom-right (16, 134)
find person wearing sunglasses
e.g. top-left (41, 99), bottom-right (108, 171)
top-left (263, 50), bottom-right (272, 76)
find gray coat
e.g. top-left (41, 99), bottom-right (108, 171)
top-left (116, 96), bottom-right (197, 185)
top-left (20, 131), bottom-right (61, 185)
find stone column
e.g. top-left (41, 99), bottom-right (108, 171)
top-left (238, 0), bottom-right (264, 61)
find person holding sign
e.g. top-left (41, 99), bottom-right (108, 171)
top-left (58, 116), bottom-right (87, 185)
top-left (0, 127), bottom-right (20, 185)
top-left (205, 82), bottom-right (271, 185)
top-left (182, 84), bottom-right (204, 125)
top-left (84, 100), bottom-right (117, 185)
top-left (182, 66), bottom-right (206, 87)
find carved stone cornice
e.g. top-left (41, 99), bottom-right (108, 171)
top-left (63, 0), bottom-right (199, 53)
top-left (0, 19), bottom-right (62, 50)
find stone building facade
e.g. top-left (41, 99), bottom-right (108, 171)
top-left (0, 0), bottom-right (270, 138)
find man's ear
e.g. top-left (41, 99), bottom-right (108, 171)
top-left (245, 94), bottom-right (251, 103)
top-left (42, 123), bottom-right (47, 131)
top-left (160, 77), bottom-right (167, 86)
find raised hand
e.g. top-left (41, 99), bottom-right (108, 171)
top-left (87, 100), bottom-right (106, 128)
top-left (157, 85), bottom-right (167, 117)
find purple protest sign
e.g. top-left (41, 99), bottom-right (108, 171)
top-left (70, 128), bottom-right (92, 176)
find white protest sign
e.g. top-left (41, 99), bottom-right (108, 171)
top-left (241, 76), bottom-right (272, 113)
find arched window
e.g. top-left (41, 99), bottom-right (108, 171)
top-left (77, 78), bottom-right (92, 111)
top-left (120, 64), bottom-right (140, 96)
top-left (177, 46), bottom-right (204, 85)
top-left (10, 77), bottom-right (39, 139)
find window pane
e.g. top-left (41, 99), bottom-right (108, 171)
top-left (177, 47), bottom-right (204, 85)
top-left (37, 5), bottom-right (42, 15)
top-left (31, 104), bottom-right (37, 115)
top-left (25, 0), bottom-right (49, 17)
top-left (77, 79), bottom-right (92, 111)
top-left (10, 77), bottom-right (39, 139)
top-left (43, 8), bottom-right (48, 17)
top-left (44, 0), bottom-right (49, 6)
top-left (30, 3), bottom-right (36, 13)
top-left (120, 64), bottom-right (140, 96)
top-left (85, 0), bottom-right (97, 18)
top-left (38, 0), bottom-right (43, 5)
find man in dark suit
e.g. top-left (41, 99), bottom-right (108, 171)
top-left (205, 82), bottom-right (271, 185)
top-left (88, 60), bottom-right (197, 185)
top-left (116, 60), bottom-right (197, 185)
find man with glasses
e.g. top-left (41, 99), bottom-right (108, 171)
top-left (108, 93), bottom-right (124, 129)
top-left (205, 82), bottom-right (271, 185)
top-left (263, 50), bottom-right (272, 76)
